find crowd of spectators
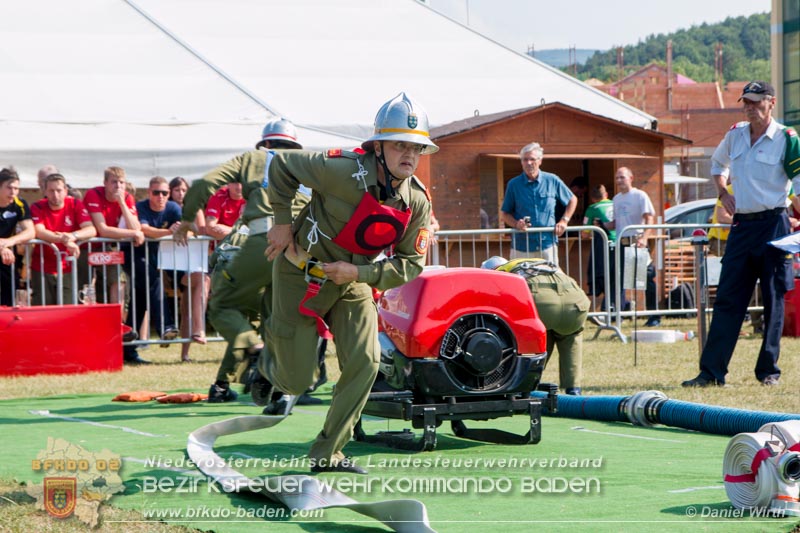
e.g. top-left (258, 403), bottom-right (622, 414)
top-left (0, 163), bottom-right (244, 364)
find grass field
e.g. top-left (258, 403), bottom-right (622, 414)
top-left (4, 316), bottom-right (798, 412)
top-left (3, 316), bottom-right (800, 532)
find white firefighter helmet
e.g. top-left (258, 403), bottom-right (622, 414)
top-left (480, 256), bottom-right (509, 270)
top-left (256, 118), bottom-right (302, 149)
top-left (361, 92), bottom-right (439, 155)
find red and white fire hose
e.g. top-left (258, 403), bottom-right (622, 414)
top-left (723, 420), bottom-right (800, 515)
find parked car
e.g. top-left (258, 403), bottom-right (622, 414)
top-left (664, 198), bottom-right (717, 239)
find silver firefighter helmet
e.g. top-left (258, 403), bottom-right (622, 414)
top-left (480, 256), bottom-right (509, 270)
top-left (256, 117), bottom-right (302, 149)
top-left (361, 92), bottom-right (438, 155)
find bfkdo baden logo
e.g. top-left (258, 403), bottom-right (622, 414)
top-left (28, 437), bottom-right (125, 527)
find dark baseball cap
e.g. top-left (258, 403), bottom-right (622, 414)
top-left (738, 81), bottom-right (775, 102)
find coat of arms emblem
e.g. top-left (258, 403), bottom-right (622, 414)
top-left (44, 477), bottom-right (76, 519)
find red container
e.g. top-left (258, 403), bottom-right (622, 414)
top-left (783, 279), bottom-right (800, 337)
top-left (378, 267), bottom-right (547, 359)
top-left (0, 304), bottom-right (123, 376)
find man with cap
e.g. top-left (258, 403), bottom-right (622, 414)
top-left (173, 118), bottom-right (311, 402)
top-left (682, 81), bottom-right (800, 388)
top-left (253, 93), bottom-right (434, 474)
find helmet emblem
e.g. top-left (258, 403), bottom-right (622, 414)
top-left (407, 113), bottom-right (418, 129)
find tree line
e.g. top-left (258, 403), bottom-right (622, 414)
top-left (572, 12), bottom-right (770, 83)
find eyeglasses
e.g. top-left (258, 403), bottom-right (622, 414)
top-left (390, 141), bottom-right (426, 155)
top-left (151, 190), bottom-right (169, 196)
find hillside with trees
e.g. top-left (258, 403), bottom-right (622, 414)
top-left (572, 12), bottom-right (770, 83)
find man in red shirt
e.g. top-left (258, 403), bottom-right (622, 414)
top-left (83, 166), bottom-right (144, 305)
top-left (84, 166), bottom-right (147, 363)
top-left (31, 174), bottom-right (96, 305)
top-left (204, 184), bottom-right (245, 239)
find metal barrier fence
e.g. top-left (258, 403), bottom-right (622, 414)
top-left (4, 236), bottom-right (219, 349)
top-left (430, 222), bottom-right (763, 343)
top-left (3, 222), bottom-right (763, 346)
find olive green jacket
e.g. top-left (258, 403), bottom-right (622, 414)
top-left (267, 149), bottom-right (432, 290)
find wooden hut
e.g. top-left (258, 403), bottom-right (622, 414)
top-left (415, 102), bottom-right (689, 278)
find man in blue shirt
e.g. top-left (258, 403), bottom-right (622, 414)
top-left (501, 142), bottom-right (576, 264)
top-left (129, 176), bottom-right (182, 348)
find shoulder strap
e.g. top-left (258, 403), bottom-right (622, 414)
top-left (409, 176), bottom-right (432, 201)
top-left (785, 127), bottom-right (800, 179)
top-left (14, 197), bottom-right (25, 217)
top-left (326, 148), bottom-right (360, 160)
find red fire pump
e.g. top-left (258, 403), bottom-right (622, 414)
top-left (354, 267), bottom-right (558, 451)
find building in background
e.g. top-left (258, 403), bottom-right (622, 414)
top-left (425, 102), bottom-right (688, 275)
top-left (772, 0), bottom-right (800, 128)
top-left (593, 61), bottom-right (749, 190)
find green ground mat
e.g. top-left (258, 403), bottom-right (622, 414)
top-left (2, 386), bottom-right (798, 532)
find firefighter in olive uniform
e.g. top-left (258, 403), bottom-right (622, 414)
top-left (482, 256), bottom-right (589, 396)
top-left (255, 93), bottom-right (435, 474)
top-left (173, 118), bottom-right (310, 403)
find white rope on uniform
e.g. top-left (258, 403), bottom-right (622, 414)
top-left (351, 158), bottom-right (368, 191)
top-left (304, 206), bottom-right (332, 253)
top-left (187, 414), bottom-right (433, 532)
top-left (723, 420), bottom-right (800, 514)
top-left (302, 156), bottom-right (366, 253)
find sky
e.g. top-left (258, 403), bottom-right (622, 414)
top-left (427, 0), bottom-right (772, 52)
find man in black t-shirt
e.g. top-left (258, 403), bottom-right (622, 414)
top-left (0, 168), bottom-right (35, 306)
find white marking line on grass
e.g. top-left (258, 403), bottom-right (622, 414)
top-left (668, 485), bottom-right (725, 493)
top-left (571, 426), bottom-right (685, 443)
top-left (28, 409), bottom-right (168, 438)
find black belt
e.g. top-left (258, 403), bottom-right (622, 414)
top-left (733, 207), bottom-right (786, 222)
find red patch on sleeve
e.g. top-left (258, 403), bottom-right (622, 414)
top-left (415, 228), bottom-right (430, 254)
top-left (327, 148), bottom-right (342, 157)
top-left (353, 147), bottom-right (366, 154)
top-left (788, 128), bottom-right (798, 137)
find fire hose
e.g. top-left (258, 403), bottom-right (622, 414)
top-left (530, 390), bottom-right (800, 514)
top-left (187, 414), bottom-right (433, 532)
top-left (723, 420), bottom-right (800, 515)
top-left (530, 390), bottom-right (800, 435)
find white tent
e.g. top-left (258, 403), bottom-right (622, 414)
top-left (0, 0), bottom-right (656, 189)
top-left (0, 0), bottom-right (359, 188)
top-left (136, 0), bottom-right (656, 135)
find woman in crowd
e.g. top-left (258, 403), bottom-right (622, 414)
top-left (169, 177), bottom-right (210, 362)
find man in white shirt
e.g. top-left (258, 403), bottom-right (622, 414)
top-left (682, 80), bottom-right (800, 387)
top-left (605, 167), bottom-right (661, 326)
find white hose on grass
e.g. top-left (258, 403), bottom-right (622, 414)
top-left (723, 421), bottom-right (800, 515)
top-left (187, 414), bottom-right (434, 532)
